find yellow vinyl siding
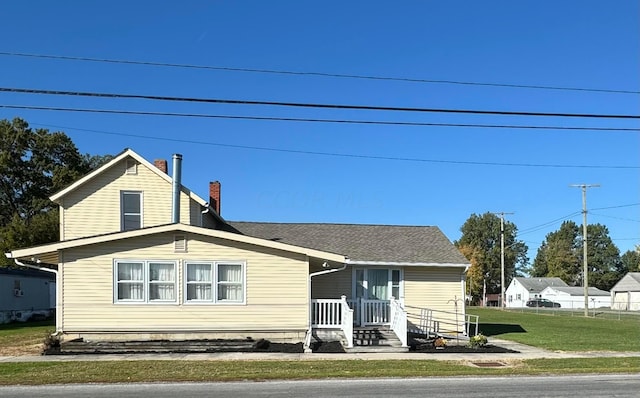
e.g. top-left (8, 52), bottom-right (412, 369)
top-left (60, 233), bottom-right (309, 332)
top-left (60, 157), bottom-right (202, 240)
top-left (311, 268), bottom-right (352, 299)
top-left (404, 267), bottom-right (464, 332)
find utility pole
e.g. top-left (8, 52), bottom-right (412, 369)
top-left (570, 184), bottom-right (600, 317)
top-left (493, 212), bottom-right (514, 310)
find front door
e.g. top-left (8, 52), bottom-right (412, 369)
top-left (353, 268), bottom-right (402, 325)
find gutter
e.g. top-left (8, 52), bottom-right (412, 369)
top-left (305, 260), bottom-right (348, 351)
top-left (8, 255), bottom-right (61, 335)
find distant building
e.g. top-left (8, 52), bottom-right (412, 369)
top-left (541, 286), bottom-right (611, 309)
top-left (505, 277), bottom-right (568, 308)
top-left (610, 272), bottom-right (640, 311)
top-left (0, 267), bottom-right (55, 323)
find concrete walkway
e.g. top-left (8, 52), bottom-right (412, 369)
top-left (2, 338), bottom-right (640, 363)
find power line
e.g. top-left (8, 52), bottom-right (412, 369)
top-left (590, 212), bottom-right (640, 223)
top-left (27, 122), bottom-right (640, 170)
top-left (2, 87), bottom-right (640, 119)
top-left (1, 51), bottom-right (638, 95)
top-left (591, 203), bottom-right (640, 211)
top-left (517, 211), bottom-right (583, 236)
top-left (3, 104), bottom-right (638, 132)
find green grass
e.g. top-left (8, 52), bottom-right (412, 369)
top-left (0, 320), bottom-right (55, 356)
top-left (467, 307), bottom-right (640, 352)
top-left (1, 358), bottom-right (639, 385)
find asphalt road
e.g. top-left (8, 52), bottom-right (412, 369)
top-left (1, 375), bottom-right (639, 397)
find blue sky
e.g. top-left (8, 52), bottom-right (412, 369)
top-left (1, 1), bottom-right (638, 265)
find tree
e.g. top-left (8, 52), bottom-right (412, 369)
top-left (620, 248), bottom-right (640, 274)
top-left (531, 221), bottom-right (581, 284)
top-left (0, 117), bottom-right (111, 266)
top-left (531, 220), bottom-right (622, 291)
top-left (454, 212), bottom-right (529, 303)
top-left (585, 224), bottom-right (622, 291)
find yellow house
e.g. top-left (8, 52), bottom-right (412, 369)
top-left (5, 149), bottom-right (471, 350)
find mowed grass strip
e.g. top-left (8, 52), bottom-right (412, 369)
top-left (0, 321), bottom-right (54, 356)
top-left (1, 358), bottom-right (639, 385)
top-left (467, 307), bottom-right (640, 352)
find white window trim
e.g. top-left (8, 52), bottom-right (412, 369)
top-left (113, 259), bottom-right (178, 304)
top-left (184, 260), bottom-right (246, 305)
top-left (121, 191), bottom-right (143, 231)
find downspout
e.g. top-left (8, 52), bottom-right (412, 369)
top-left (200, 203), bottom-right (210, 227)
top-left (12, 258), bottom-right (61, 335)
top-left (306, 261), bottom-right (348, 351)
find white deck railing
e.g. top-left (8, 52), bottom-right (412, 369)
top-left (312, 299), bottom-right (344, 328)
top-left (312, 297), bottom-right (411, 348)
top-left (340, 296), bottom-right (354, 348)
top-left (360, 299), bottom-right (390, 326)
top-left (311, 296), bottom-right (353, 347)
top-left (389, 297), bottom-right (408, 347)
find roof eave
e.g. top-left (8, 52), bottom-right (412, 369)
top-left (346, 259), bottom-right (470, 269)
top-left (49, 149), bottom-right (210, 208)
top-left (6, 224), bottom-right (347, 264)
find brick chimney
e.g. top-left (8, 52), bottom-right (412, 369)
top-left (154, 159), bottom-right (168, 174)
top-left (209, 181), bottom-right (221, 215)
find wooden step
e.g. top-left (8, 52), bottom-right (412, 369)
top-left (59, 339), bottom-right (256, 354)
top-left (352, 327), bottom-right (402, 347)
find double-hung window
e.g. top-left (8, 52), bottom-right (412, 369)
top-left (121, 191), bottom-right (142, 231)
top-left (185, 261), bottom-right (245, 304)
top-left (114, 260), bottom-right (176, 303)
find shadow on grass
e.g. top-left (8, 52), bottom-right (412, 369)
top-left (477, 323), bottom-right (527, 337)
top-left (0, 319), bottom-right (54, 331)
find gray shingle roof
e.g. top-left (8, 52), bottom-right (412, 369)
top-left (628, 272), bottom-right (640, 284)
top-left (548, 286), bottom-right (610, 296)
top-left (514, 277), bottom-right (568, 292)
top-left (611, 272), bottom-right (640, 292)
top-left (228, 222), bottom-right (470, 264)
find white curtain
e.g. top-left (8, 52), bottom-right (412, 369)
top-left (118, 262), bottom-right (143, 300)
top-left (187, 263), bottom-right (212, 300)
top-left (149, 263), bottom-right (175, 300)
top-left (218, 264), bottom-right (242, 301)
top-left (369, 269), bottom-right (388, 300)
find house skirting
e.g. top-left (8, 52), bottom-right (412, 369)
top-left (60, 329), bottom-right (308, 343)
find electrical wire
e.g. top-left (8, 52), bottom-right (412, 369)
top-left (3, 104), bottom-right (638, 132)
top-left (591, 203), bottom-right (640, 211)
top-left (26, 121), bottom-right (640, 170)
top-left (2, 87), bottom-right (640, 119)
top-left (1, 51), bottom-right (638, 95)
top-left (590, 213), bottom-right (640, 223)
top-left (517, 212), bottom-right (583, 236)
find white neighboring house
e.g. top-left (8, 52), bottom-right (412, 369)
top-left (505, 277), bottom-right (568, 308)
top-left (540, 286), bottom-right (611, 309)
top-left (610, 272), bottom-right (640, 311)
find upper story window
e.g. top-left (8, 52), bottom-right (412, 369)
top-left (121, 191), bottom-right (142, 231)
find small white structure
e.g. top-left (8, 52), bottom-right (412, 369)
top-left (610, 272), bottom-right (640, 311)
top-left (505, 277), bottom-right (568, 308)
top-left (540, 286), bottom-right (610, 309)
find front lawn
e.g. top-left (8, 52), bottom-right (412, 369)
top-left (1, 358), bottom-right (639, 385)
top-left (467, 307), bottom-right (640, 352)
top-left (0, 320), bottom-right (55, 356)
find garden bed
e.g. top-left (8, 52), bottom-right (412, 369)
top-left (409, 343), bottom-right (519, 354)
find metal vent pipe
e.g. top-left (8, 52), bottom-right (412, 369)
top-left (171, 154), bottom-right (182, 223)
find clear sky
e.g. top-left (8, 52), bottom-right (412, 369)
top-left (1, 1), bottom-right (638, 266)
